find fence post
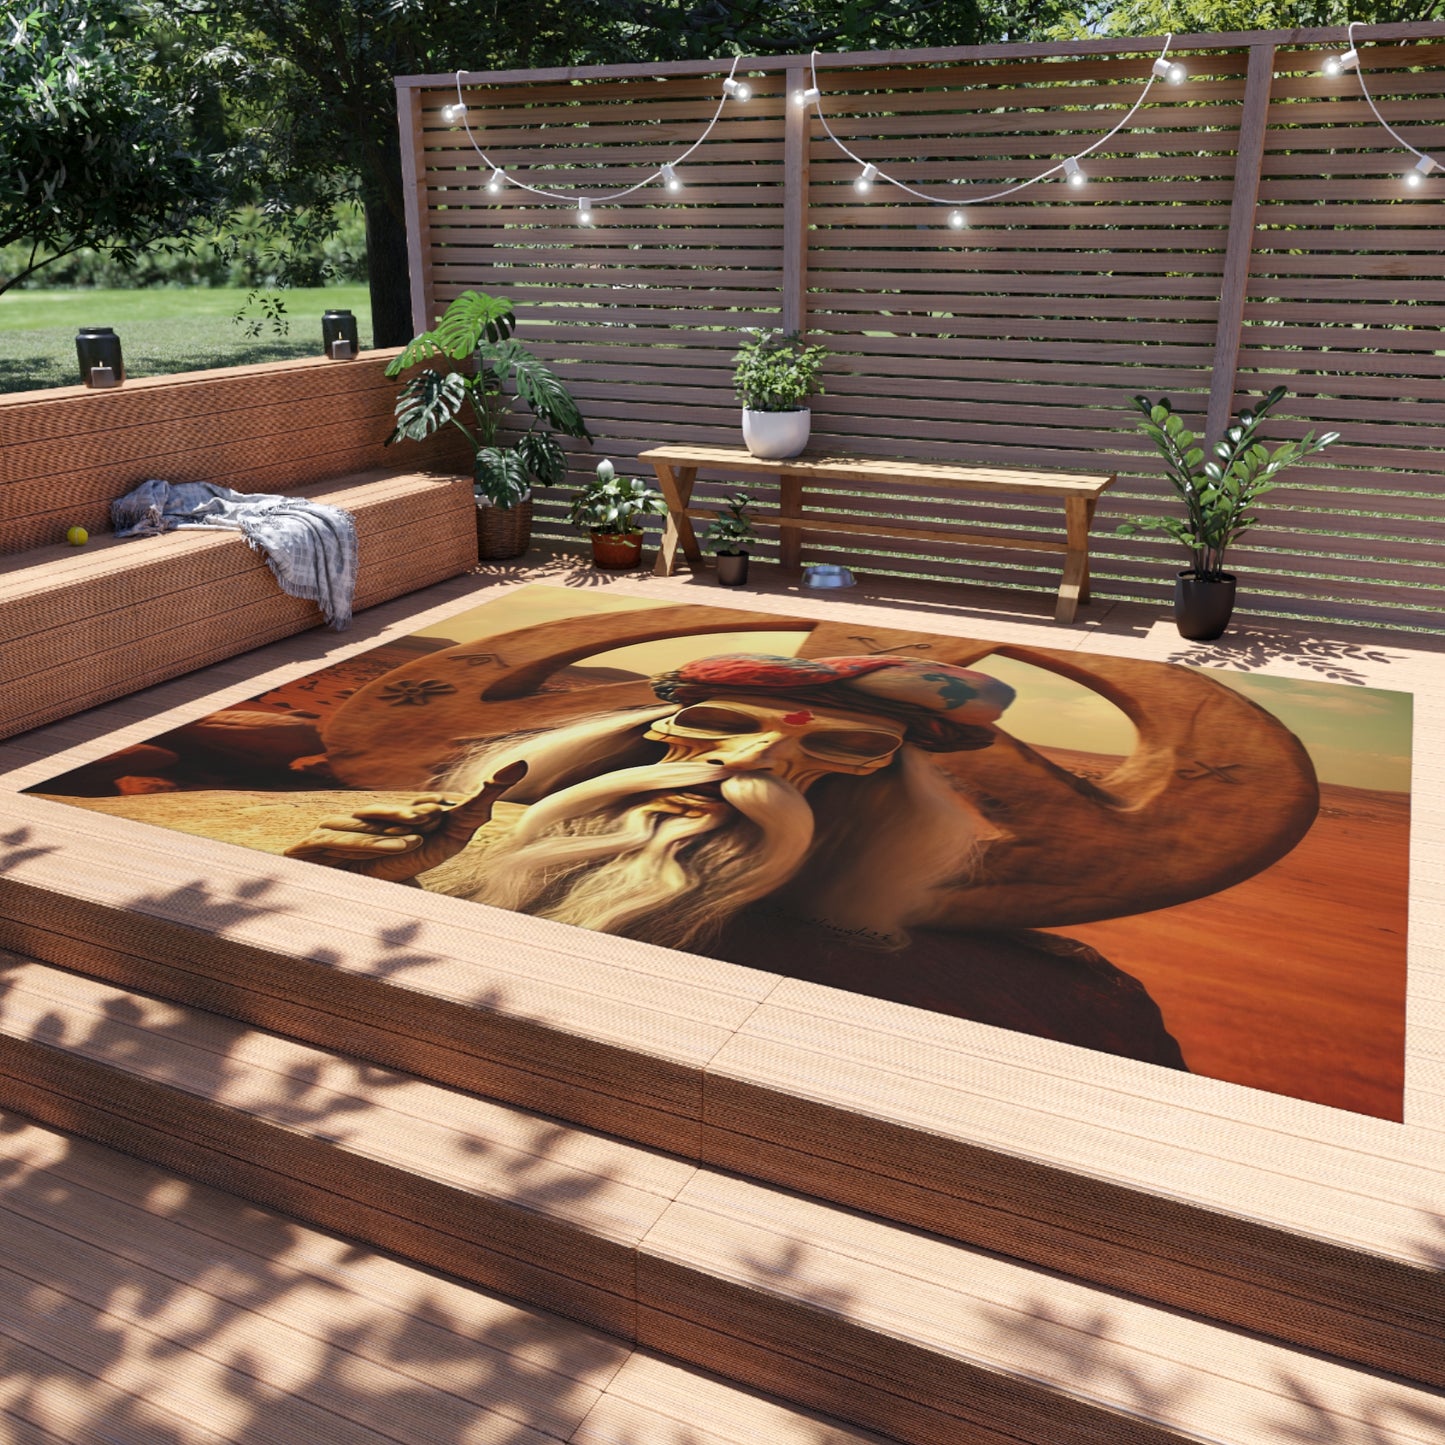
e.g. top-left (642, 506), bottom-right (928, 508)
top-left (1205, 42), bottom-right (1275, 446)
top-left (782, 66), bottom-right (811, 335)
top-left (397, 82), bottom-right (436, 336)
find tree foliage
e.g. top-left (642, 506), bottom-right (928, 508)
top-left (0, 0), bottom-right (238, 294)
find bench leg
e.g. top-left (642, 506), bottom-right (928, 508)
top-left (1056, 496), bottom-right (1093, 623)
top-left (779, 474), bottom-right (803, 572)
top-left (653, 464), bottom-right (702, 576)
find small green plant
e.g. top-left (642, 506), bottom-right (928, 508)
top-left (704, 490), bottom-right (759, 555)
top-left (568, 459), bottom-right (668, 537)
top-left (386, 291), bottom-right (590, 509)
top-left (733, 329), bottom-right (828, 412)
top-left (1117, 387), bottom-right (1338, 582)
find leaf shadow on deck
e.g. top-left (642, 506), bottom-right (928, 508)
top-left (0, 846), bottom-right (872, 1444)
top-left (978, 1279), bottom-right (1445, 1445)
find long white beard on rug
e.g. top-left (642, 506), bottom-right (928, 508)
top-left (444, 756), bottom-right (817, 952)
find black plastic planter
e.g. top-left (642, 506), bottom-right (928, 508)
top-left (715, 551), bottom-right (750, 586)
top-left (1174, 570), bottom-right (1236, 641)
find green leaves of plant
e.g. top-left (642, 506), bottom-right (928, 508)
top-left (389, 369), bottom-right (469, 442)
top-left (386, 291), bottom-right (516, 374)
top-left (568, 471), bottom-right (668, 536)
top-left (1117, 387), bottom-right (1340, 581)
top-left (386, 289), bottom-right (590, 507)
top-left (474, 447), bottom-right (532, 509)
top-left (734, 328), bottom-right (828, 411)
top-left (486, 341), bottom-right (590, 439)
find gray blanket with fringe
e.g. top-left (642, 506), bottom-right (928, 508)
top-left (111, 480), bottom-right (358, 630)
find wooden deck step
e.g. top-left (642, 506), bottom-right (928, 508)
top-left (0, 955), bottom-right (1441, 1445)
top-left (0, 1112), bottom-right (893, 1445)
top-left (0, 792), bottom-right (1440, 1392)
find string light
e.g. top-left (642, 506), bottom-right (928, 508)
top-left (1407, 156), bottom-right (1440, 188)
top-left (806, 35), bottom-right (1183, 219)
top-left (1326, 24), bottom-right (1441, 194)
top-left (442, 56), bottom-right (749, 210)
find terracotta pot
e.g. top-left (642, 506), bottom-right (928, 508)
top-left (715, 551), bottom-right (750, 586)
top-left (1174, 569), bottom-right (1236, 641)
top-left (590, 531), bottom-right (643, 569)
top-left (475, 493), bottom-right (532, 560)
top-left (742, 407), bottom-right (811, 459)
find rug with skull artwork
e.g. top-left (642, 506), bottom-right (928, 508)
top-left (28, 585), bottom-right (1413, 1120)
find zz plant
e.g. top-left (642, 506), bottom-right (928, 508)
top-left (1117, 387), bottom-right (1338, 582)
top-left (385, 291), bottom-right (589, 508)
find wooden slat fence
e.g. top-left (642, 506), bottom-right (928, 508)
top-left (398, 23), bottom-right (1445, 630)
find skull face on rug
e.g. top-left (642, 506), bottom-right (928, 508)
top-left (424, 654), bottom-right (1016, 953)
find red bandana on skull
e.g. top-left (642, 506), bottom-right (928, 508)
top-left (652, 654), bottom-right (1014, 752)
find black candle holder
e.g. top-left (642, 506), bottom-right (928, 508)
top-left (322, 309), bottom-right (360, 360)
top-left (76, 327), bottom-right (125, 388)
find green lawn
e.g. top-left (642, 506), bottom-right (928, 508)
top-left (0, 286), bottom-right (374, 395)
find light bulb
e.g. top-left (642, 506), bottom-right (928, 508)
top-left (1169, 63), bottom-right (1187, 84)
top-left (1064, 157), bottom-right (1085, 187)
top-left (1152, 58), bottom-right (1186, 84)
top-left (855, 162), bottom-right (878, 193)
top-left (486, 167), bottom-right (505, 194)
top-left (578, 198), bottom-right (593, 225)
top-left (794, 86), bottom-right (821, 107)
top-left (441, 101), bottom-right (467, 124)
top-left (1324, 48), bottom-right (1359, 76)
top-left (661, 163), bottom-right (681, 192)
top-left (1407, 156), bottom-right (1440, 188)
top-left (723, 77), bottom-right (751, 102)
top-left (948, 210), bottom-right (967, 230)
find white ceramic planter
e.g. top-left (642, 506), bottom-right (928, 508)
top-left (742, 407), bottom-right (811, 459)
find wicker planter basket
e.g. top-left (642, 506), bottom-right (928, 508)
top-left (475, 494), bottom-right (533, 560)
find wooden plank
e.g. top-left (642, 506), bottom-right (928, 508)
top-left (782, 64), bottom-right (810, 336)
top-left (398, 84), bottom-right (434, 335)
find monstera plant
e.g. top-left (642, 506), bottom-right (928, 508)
top-left (385, 291), bottom-right (590, 558)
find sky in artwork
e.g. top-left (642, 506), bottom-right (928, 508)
top-left (413, 587), bottom-right (1411, 793)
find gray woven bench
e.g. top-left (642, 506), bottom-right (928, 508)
top-left (0, 354), bottom-right (477, 743)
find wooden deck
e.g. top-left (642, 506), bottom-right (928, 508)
top-left (0, 557), bottom-right (1441, 1442)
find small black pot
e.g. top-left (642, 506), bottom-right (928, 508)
top-left (715, 550), bottom-right (750, 587)
top-left (1174, 570), bottom-right (1236, 641)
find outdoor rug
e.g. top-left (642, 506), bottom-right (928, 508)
top-left (28, 585), bottom-right (1413, 1120)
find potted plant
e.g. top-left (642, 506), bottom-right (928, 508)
top-left (385, 290), bottom-right (590, 559)
top-left (733, 328), bottom-right (828, 460)
top-left (1117, 387), bottom-right (1338, 641)
top-left (704, 490), bottom-right (759, 586)
top-left (568, 459), bottom-right (668, 569)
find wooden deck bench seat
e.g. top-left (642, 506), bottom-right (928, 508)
top-left (641, 444), bottom-right (1116, 623)
top-left (0, 468), bottom-right (475, 741)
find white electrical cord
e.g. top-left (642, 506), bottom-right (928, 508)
top-left (1332, 21), bottom-right (1441, 181)
top-left (444, 56), bottom-right (747, 208)
top-left (802, 35), bottom-right (1184, 211)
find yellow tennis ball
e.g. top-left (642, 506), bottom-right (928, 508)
top-left (66, 526), bottom-right (89, 547)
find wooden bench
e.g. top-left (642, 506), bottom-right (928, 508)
top-left (0, 355), bottom-right (476, 741)
top-left (640, 444), bottom-right (1116, 623)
